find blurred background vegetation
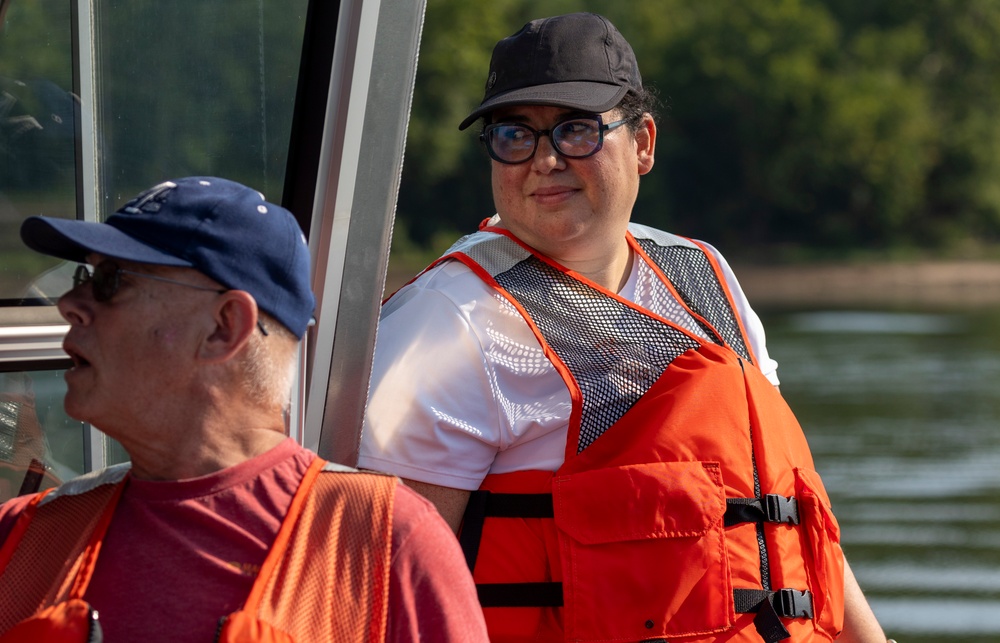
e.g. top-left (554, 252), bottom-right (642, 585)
top-left (3, 0), bottom-right (999, 276)
top-left (395, 0), bottom-right (1000, 270)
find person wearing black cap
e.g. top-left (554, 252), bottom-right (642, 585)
top-left (0, 177), bottom-right (488, 642)
top-left (360, 12), bottom-right (889, 643)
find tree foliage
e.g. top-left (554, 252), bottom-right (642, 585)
top-left (399, 0), bottom-right (1000, 260)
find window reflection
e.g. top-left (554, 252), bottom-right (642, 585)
top-left (0, 369), bottom-right (85, 503)
top-left (1, 0), bottom-right (309, 306)
top-left (0, 0), bottom-right (79, 305)
top-left (91, 0), bottom-right (308, 214)
top-left (0, 0), bottom-right (310, 486)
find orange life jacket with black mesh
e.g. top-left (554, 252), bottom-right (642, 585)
top-left (0, 457), bottom-right (395, 643)
top-left (446, 223), bottom-right (846, 643)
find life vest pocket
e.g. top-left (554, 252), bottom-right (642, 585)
top-left (552, 460), bottom-right (732, 642)
top-left (794, 467), bottom-right (845, 639)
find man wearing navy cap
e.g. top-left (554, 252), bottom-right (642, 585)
top-left (0, 177), bottom-right (488, 642)
top-left (361, 12), bottom-right (889, 643)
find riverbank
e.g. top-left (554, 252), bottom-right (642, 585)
top-left (732, 260), bottom-right (1000, 309)
top-left (387, 258), bottom-right (1000, 310)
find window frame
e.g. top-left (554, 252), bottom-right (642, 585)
top-left (0, 0), bottom-right (425, 472)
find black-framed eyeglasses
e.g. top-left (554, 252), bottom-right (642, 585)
top-left (480, 114), bottom-right (627, 165)
top-left (72, 261), bottom-right (269, 335)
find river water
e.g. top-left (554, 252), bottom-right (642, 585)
top-left (5, 302), bottom-right (997, 639)
top-left (761, 307), bottom-right (1000, 642)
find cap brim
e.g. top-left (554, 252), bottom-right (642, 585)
top-left (20, 216), bottom-right (192, 267)
top-left (458, 81), bottom-right (628, 130)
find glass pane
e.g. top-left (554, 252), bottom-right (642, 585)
top-left (0, 0), bottom-right (79, 305)
top-left (1, 0), bottom-right (310, 309)
top-left (2, 0), bottom-right (311, 480)
top-left (92, 0), bottom-right (309, 212)
top-left (1, 369), bottom-right (86, 503)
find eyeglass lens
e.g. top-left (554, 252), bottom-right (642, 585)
top-left (72, 263), bottom-right (119, 302)
top-left (71, 262), bottom-right (270, 335)
top-left (483, 117), bottom-right (622, 164)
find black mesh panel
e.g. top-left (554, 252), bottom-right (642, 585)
top-left (495, 258), bottom-right (700, 453)
top-left (637, 240), bottom-right (752, 362)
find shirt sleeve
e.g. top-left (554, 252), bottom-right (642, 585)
top-left (360, 271), bottom-right (505, 490)
top-left (699, 241), bottom-right (781, 386)
top-left (386, 484), bottom-right (489, 643)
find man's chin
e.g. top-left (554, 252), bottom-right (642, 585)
top-left (62, 395), bottom-right (96, 426)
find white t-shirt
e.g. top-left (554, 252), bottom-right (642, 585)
top-left (359, 236), bottom-right (778, 491)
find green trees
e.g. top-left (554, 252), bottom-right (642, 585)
top-left (399, 0), bottom-right (1000, 260)
top-left (4, 0), bottom-right (997, 261)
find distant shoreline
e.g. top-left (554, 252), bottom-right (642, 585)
top-left (387, 259), bottom-right (1000, 310)
top-left (731, 260), bottom-right (1000, 309)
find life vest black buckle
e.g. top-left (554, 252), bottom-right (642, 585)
top-left (764, 494), bottom-right (799, 525)
top-left (733, 587), bottom-right (813, 619)
top-left (734, 587), bottom-right (813, 643)
top-left (724, 494), bottom-right (800, 527)
top-left (776, 588), bottom-right (813, 619)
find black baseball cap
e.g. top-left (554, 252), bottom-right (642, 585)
top-left (458, 12), bottom-right (642, 131)
top-left (20, 177), bottom-right (316, 339)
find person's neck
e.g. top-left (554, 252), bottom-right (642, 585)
top-left (535, 239), bottom-right (633, 293)
top-left (567, 249), bottom-right (633, 293)
top-left (494, 218), bottom-right (634, 292)
top-left (110, 403), bottom-right (289, 481)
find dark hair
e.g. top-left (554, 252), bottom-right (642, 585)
top-left (616, 85), bottom-right (660, 132)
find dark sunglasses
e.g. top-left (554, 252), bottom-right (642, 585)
top-left (72, 261), bottom-right (225, 302)
top-left (72, 261), bottom-right (270, 335)
top-left (480, 114), bottom-right (626, 164)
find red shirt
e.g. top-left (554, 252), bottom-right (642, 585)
top-left (0, 438), bottom-right (487, 642)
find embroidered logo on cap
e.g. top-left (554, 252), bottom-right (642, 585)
top-left (121, 180), bottom-right (177, 215)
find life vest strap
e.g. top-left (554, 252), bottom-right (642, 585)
top-left (459, 490), bottom-right (554, 571)
top-left (476, 582), bottom-right (813, 627)
top-left (734, 587), bottom-right (813, 642)
top-left (476, 491), bottom-right (554, 517)
top-left (461, 491), bottom-right (802, 571)
top-left (463, 491), bottom-right (799, 528)
top-left (462, 490), bottom-right (811, 630)
top-left (724, 495), bottom-right (799, 527)
top-left (734, 587), bottom-right (812, 618)
top-left (476, 582), bottom-right (563, 608)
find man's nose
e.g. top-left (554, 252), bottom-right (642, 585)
top-left (57, 282), bottom-right (94, 326)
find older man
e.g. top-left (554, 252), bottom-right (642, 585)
top-left (0, 177), bottom-right (488, 642)
top-left (360, 12), bottom-right (889, 643)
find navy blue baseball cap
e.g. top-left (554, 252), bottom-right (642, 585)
top-left (20, 176), bottom-right (316, 339)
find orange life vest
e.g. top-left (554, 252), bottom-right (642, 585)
top-left (448, 224), bottom-right (846, 643)
top-left (0, 457), bottom-right (396, 643)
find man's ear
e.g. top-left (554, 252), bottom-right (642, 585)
top-left (200, 290), bottom-right (258, 363)
top-left (635, 113), bottom-right (656, 176)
